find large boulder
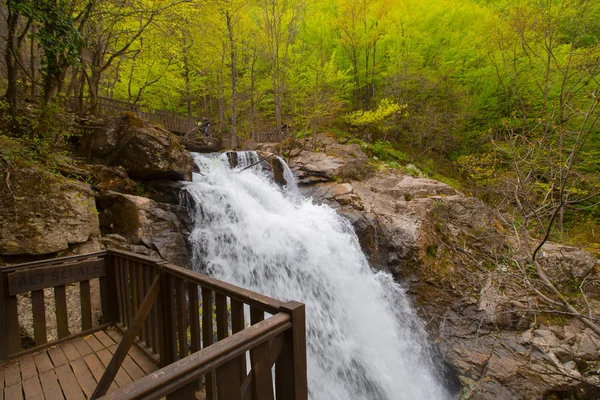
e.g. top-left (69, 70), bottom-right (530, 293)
top-left (183, 137), bottom-right (221, 153)
top-left (537, 242), bottom-right (598, 282)
top-left (289, 132), bottom-right (371, 184)
top-left (95, 191), bottom-right (190, 267)
top-left (0, 163), bottom-right (100, 256)
top-left (79, 113), bottom-right (194, 181)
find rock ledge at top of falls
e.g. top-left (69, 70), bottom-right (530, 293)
top-left (285, 132), bottom-right (600, 400)
top-left (79, 113), bottom-right (194, 181)
top-left (0, 161), bottom-right (100, 256)
top-left (183, 136), bottom-right (222, 153)
top-left (289, 133), bottom-right (371, 184)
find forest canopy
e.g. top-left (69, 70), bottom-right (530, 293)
top-left (1, 0), bottom-right (600, 251)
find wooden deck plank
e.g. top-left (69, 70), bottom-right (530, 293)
top-left (33, 353), bottom-right (53, 374)
top-left (55, 364), bottom-right (85, 400)
top-left (128, 346), bottom-right (158, 375)
top-left (83, 335), bottom-right (104, 353)
top-left (70, 359), bottom-right (96, 398)
top-left (106, 344), bottom-right (146, 381)
top-left (22, 377), bottom-right (44, 400)
top-left (48, 346), bottom-right (69, 367)
top-left (4, 363), bottom-right (21, 387)
top-left (82, 354), bottom-right (104, 382)
top-left (104, 329), bottom-right (123, 344)
top-left (93, 331), bottom-right (115, 348)
top-left (82, 354), bottom-right (119, 393)
top-left (4, 383), bottom-right (23, 400)
top-left (72, 338), bottom-right (93, 357)
top-left (39, 370), bottom-right (64, 400)
top-left (19, 356), bottom-right (37, 381)
top-left (60, 343), bottom-right (81, 362)
top-left (95, 348), bottom-right (133, 388)
top-left (121, 355), bottom-right (146, 381)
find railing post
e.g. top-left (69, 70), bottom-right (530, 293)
top-left (0, 269), bottom-right (9, 361)
top-left (159, 267), bottom-right (177, 368)
top-left (276, 301), bottom-right (308, 400)
top-left (101, 253), bottom-right (120, 324)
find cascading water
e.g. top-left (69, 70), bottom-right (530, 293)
top-left (185, 151), bottom-right (452, 400)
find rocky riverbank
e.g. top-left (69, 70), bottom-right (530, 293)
top-left (284, 132), bottom-right (600, 399)
top-left (0, 114), bottom-right (198, 342)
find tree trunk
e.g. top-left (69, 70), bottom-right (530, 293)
top-left (226, 11), bottom-right (237, 144)
top-left (30, 25), bottom-right (38, 99)
top-left (4, 8), bottom-right (20, 116)
top-left (182, 39), bottom-right (192, 116)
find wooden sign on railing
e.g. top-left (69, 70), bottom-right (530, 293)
top-left (7, 259), bottom-right (105, 295)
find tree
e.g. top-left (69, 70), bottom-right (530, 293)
top-left (259, 0), bottom-right (303, 129)
top-left (3, 0), bottom-right (32, 116)
top-left (482, 0), bottom-right (600, 336)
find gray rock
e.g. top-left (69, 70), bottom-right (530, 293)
top-left (184, 137), bottom-right (221, 153)
top-left (537, 242), bottom-right (598, 281)
top-left (0, 164), bottom-right (100, 255)
top-left (288, 132), bottom-right (600, 399)
top-left (289, 133), bottom-right (370, 184)
top-left (79, 114), bottom-right (193, 181)
top-left (96, 191), bottom-right (190, 267)
top-left (90, 165), bottom-right (137, 193)
top-left (101, 234), bottom-right (160, 259)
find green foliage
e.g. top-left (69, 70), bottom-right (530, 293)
top-left (343, 99), bottom-right (407, 139)
top-left (362, 140), bottom-right (409, 164)
top-left (4, 0), bottom-right (600, 250)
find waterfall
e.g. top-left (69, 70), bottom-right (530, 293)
top-left (184, 152), bottom-right (451, 400)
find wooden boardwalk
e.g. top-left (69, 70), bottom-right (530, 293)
top-left (0, 250), bottom-right (307, 400)
top-left (70, 97), bottom-right (200, 135)
top-left (0, 328), bottom-right (159, 399)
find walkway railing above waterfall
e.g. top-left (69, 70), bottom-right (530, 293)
top-left (69, 96), bottom-right (200, 135)
top-left (0, 250), bottom-right (308, 400)
top-left (252, 125), bottom-right (292, 143)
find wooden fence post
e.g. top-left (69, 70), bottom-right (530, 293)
top-left (276, 301), bottom-right (308, 400)
top-left (100, 253), bottom-right (120, 324)
top-left (0, 270), bottom-right (8, 361)
top-left (160, 270), bottom-right (177, 368)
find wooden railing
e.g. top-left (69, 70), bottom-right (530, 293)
top-left (252, 127), bottom-right (292, 143)
top-left (70, 97), bottom-right (200, 135)
top-left (0, 250), bottom-right (308, 400)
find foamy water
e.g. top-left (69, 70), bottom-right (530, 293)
top-left (184, 152), bottom-right (451, 400)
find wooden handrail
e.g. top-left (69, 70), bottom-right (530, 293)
top-left (0, 251), bottom-right (107, 272)
top-left (106, 249), bottom-right (284, 314)
top-left (0, 249), bottom-right (308, 399)
top-left (161, 261), bottom-right (284, 314)
top-left (99, 313), bottom-right (292, 400)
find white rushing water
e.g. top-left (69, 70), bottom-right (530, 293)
top-left (184, 152), bottom-right (451, 400)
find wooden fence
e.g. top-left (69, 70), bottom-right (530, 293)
top-left (252, 127), bottom-right (292, 143)
top-left (70, 97), bottom-right (200, 135)
top-left (71, 96), bottom-right (296, 144)
top-left (0, 250), bottom-right (308, 400)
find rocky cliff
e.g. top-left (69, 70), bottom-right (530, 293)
top-left (286, 133), bottom-right (600, 399)
top-left (0, 114), bottom-right (199, 269)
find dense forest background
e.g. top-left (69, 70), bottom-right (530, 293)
top-left (1, 0), bottom-right (600, 254)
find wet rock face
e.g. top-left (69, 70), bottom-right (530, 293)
top-left (0, 164), bottom-right (100, 256)
top-left (95, 191), bottom-right (191, 267)
top-left (79, 114), bottom-right (194, 181)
